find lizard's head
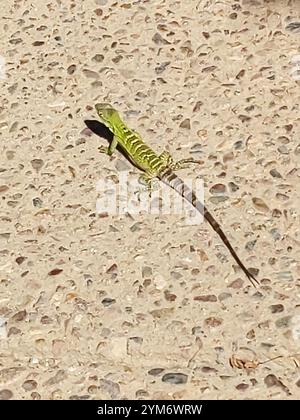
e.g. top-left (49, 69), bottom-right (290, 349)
top-left (95, 103), bottom-right (120, 131)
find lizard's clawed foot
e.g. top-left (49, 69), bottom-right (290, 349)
top-left (98, 145), bottom-right (115, 156)
top-left (98, 145), bottom-right (109, 154)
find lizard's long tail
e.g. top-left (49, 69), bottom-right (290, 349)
top-left (160, 169), bottom-right (258, 286)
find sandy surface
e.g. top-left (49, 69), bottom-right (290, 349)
top-left (1, 0), bottom-right (300, 400)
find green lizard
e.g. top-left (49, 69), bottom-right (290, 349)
top-left (95, 103), bottom-right (258, 287)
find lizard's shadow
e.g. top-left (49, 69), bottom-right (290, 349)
top-left (84, 119), bottom-right (139, 170)
top-left (84, 119), bottom-right (113, 142)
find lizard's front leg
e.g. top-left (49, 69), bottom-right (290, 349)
top-left (98, 135), bottom-right (119, 156)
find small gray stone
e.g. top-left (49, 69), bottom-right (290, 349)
top-left (270, 169), bottom-right (282, 178)
top-left (269, 304), bottom-right (284, 314)
top-left (101, 298), bottom-right (116, 307)
top-left (286, 22), bottom-right (300, 32)
top-left (67, 64), bottom-right (76, 74)
top-left (148, 368), bottom-right (165, 376)
top-left (31, 159), bottom-right (44, 171)
top-left (92, 54), bottom-right (104, 62)
top-left (152, 33), bottom-right (170, 45)
top-left (162, 373), bottom-right (188, 384)
top-left (69, 395), bottom-right (90, 400)
top-left (0, 389), bottom-right (13, 400)
top-left (22, 380), bottom-right (37, 391)
top-left (179, 118), bottom-right (191, 129)
top-left (99, 379), bottom-right (120, 399)
top-left (33, 197), bottom-right (43, 207)
top-left (142, 266), bottom-right (152, 278)
top-left (155, 62), bottom-right (170, 74)
top-left (130, 222), bottom-right (142, 232)
top-left (275, 316), bottom-right (291, 328)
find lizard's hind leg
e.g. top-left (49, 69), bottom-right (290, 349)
top-left (171, 158), bottom-right (203, 171)
top-left (159, 151), bottom-right (203, 171)
top-left (138, 173), bottom-right (159, 193)
top-left (135, 173), bottom-right (159, 200)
